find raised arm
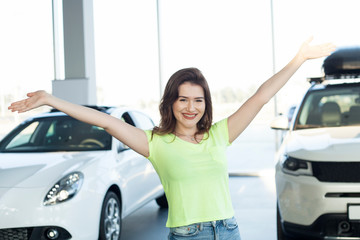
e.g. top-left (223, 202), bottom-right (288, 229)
top-left (8, 91), bottom-right (150, 157)
top-left (228, 37), bottom-right (336, 143)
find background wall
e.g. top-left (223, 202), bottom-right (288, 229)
top-left (1, 0), bottom-right (360, 138)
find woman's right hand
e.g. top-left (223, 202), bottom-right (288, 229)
top-left (8, 90), bottom-right (150, 157)
top-left (8, 90), bottom-right (50, 113)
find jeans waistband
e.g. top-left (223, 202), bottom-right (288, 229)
top-left (192, 216), bottom-right (235, 231)
top-left (200, 220), bottom-right (221, 227)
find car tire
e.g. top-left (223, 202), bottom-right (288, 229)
top-left (155, 193), bottom-right (168, 208)
top-left (99, 191), bottom-right (122, 240)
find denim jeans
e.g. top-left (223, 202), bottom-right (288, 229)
top-left (168, 216), bottom-right (241, 240)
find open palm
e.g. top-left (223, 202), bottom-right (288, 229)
top-left (8, 90), bottom-right (48, 113)
top-left (299, 37), bottom-right (336, 60)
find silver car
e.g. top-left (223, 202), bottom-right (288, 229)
top-left (272, 46), bottom-right (360, 240)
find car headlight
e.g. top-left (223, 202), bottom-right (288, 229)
top-left (44, 172), bottom-right (84, 206)
top-left (280, 155), bottom-right (313, 176)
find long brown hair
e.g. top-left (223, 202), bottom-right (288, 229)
top-left (152, 67), bottom-right (213, 137)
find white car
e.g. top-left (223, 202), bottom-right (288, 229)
top-left (272, 46), bottom-right (360, 240)
top-left (0, 106), bottom-right (166, 240)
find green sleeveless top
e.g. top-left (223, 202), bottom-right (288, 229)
top-left (145, 119), bottom-right (234, 228)
top-left (145, 118), bottom-right (234, 228)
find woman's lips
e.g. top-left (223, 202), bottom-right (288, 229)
top-left (182, 113), bottom-right (197, 120)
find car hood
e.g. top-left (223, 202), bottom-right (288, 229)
top-left (0, 151), bottom-right (109, 188)
top-left (285, 126), bottom-right (360, 161)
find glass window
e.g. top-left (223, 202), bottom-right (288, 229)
top-left (1, 117), bottom-right (112, 152)
top-left (6, 122), bottom-right (39, 149)
top-left (130, 111), bottom-right (154, 130)
top-left (295, 85), bottom-right (360, 129)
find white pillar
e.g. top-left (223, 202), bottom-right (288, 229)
top-left (52, 0), bottom-right (97, 105)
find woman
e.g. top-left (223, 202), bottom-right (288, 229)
top-left (9, 37), bottom-right (335, 240)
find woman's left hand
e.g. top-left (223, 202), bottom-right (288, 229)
top-left (298, 36), bottom-right (336, 61)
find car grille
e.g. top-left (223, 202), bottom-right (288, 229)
top-left (0, 228), bottom-right (31, 240)
top-left (0, 226), bottom-right (72, 240)
top-left (312, 162), bottom-right (360, 182)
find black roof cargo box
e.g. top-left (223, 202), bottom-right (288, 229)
top-left (323, 46), bottom-right (360, 78)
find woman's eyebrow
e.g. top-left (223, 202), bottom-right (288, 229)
top-left (178, 96), bottom-right (204, 99)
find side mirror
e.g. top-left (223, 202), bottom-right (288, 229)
top-left (270, 115), bottom-right (289, 130)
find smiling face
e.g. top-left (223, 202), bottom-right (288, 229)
top-left (172, 82), bottom-right (206, 133)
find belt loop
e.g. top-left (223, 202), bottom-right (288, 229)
top-left (211, 221), bottom-right (216, 228)
top-left (222, 219), bottom-right (226, 227)
top-left (199, 223), bottom-right (203, 231)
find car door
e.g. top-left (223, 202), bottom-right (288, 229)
top-left (114, 111), bottom-right (161, 216)
top-left (129, 111), bottom-right (162, 197)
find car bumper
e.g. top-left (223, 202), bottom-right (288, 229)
top-left (282, 214), bottom-right (360, 240)
top-left (0, 187), bottom-right (103, 240)
top-left (0, 226), bottom-right (72, 240)
top-left (276, 164), bottom-right (360, 239)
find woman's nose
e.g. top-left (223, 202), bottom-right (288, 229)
top-left (186, 101), bottom-right (195, 111)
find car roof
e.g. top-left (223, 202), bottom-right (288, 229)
top-left (309, 81), bottom-right (360, 91)
top-left (50, 105), bottom-right (115, 113)
top-left (28, 105), bottom-right (127, 120)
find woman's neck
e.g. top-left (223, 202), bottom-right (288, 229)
top-left (174, 125), bottom-right (203, 143)
top-left (174, 125), bottom-right (197, 136)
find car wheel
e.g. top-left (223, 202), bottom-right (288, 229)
top-left (155, 193), bottom-right (168, 208)
top-left (99, 191), bottom-right (121, 240)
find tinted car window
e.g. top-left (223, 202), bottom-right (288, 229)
top-left (0, 116), bottom-right (112, 152)
top-left (130, 111), bottom-right (154, 130)
top-left (295, 85), bottom-right (360, 129)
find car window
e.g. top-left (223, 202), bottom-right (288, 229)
top-left (130, 111), bottom-right (154, 130)
top-left (0, 116), bottom-right (112, 152)
top-left (113, 112), bottom-right (138, 152)
top-left (5, 122), bottom-right (40, 149)
top-left (121, 112), bottom-right (135, 126)
top-left (295, 85), bottom-right (360, 129)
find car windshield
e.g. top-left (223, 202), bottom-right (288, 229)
top-left (295, 84), bottom-right (360, 130)
top-left (0, 116), bottom-right (112, 152)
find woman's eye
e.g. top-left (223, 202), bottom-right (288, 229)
top-left (179, 98), bottom-right (187, 102)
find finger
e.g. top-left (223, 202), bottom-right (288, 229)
top-left (8, 103), bottom-right (20, 112)
top-left (27, 91), bottom-right (37, 97)
top-left (327, 43), bottom-right (337, 52)
top-left (319, 42), bottom-right (336, 49)
top-left (321, 43), bottom-right (336, 55)
top-left (8, 99), bottom-right (30, 112)
top-left (8, 105), bottom-right (21, 112)
top-left (9, 100), bottom-right (25, 109)
top-left (14, 104), bottom-right (30, 113)
top-left (305, 36), bottom-right (314, 44)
